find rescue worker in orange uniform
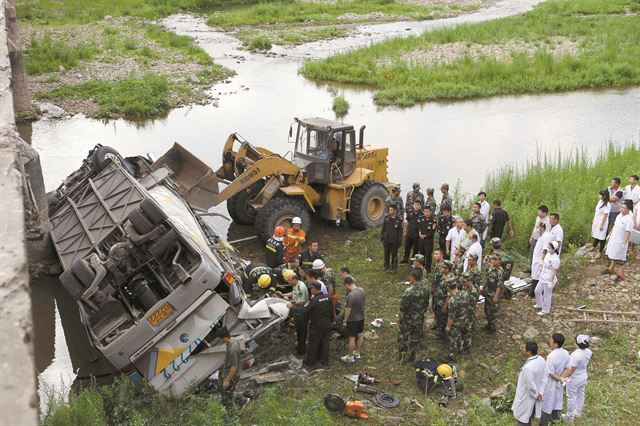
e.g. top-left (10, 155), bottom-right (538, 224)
top-left (284, 217), bottom-right (306, 262)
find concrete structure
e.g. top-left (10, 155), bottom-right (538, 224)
top-left (0, 1), bottom-right (38, 423)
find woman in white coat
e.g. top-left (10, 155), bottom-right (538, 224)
top-left (605, 200), bottom-right (634, 284)
top-left (530, 222), bottom-right (552, 299)
top-left (562, 335), bottom-right (593, 421)
top-left (512, 341), bottom-right (546, 426)
top-left (590, 189), bottom-right (610, 258)
top-left (534, 241), bottom-right (560, 316)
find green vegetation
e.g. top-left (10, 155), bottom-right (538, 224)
top-left (206, 0), bottom-right (451, 28)
top-left (145, 24), bottom-right (214, 65)
top-left (16, 0), bottom-right (246, 24)
top-left (483, 143), bottom-right (640, 253)
top-left (246, 35), bottom-right (272, 51)
top-left (301, 0), bottom-right (640, 106)
top-left (25, 35), bottom-right (98, 75)
top-left (38, 74), bottom-right (172, 117)
top-left (332, 95), bottom-right (349, 117)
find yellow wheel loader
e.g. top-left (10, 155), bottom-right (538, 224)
top-left (157, 117), bottom-right (394, 241)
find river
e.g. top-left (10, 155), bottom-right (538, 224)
top-left (26, 0), bottom-right (639, 415)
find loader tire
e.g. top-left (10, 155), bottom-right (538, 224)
top-left (255, 197), bottom-right (310, 243)
top-left (140, 198), bottom-right (166, 225)
top-left (91, 146), bottom-right (124, 171)
top-left (128, 208), bottom-right (155, 235)
top-left (226, 182), bottom-right (264, 225)
top-left (347, 180), bottom-right (388, 230)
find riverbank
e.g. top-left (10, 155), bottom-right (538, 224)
top-left (301, 0), bottom-right (640, 106)
top-left (43, 145), bottom-right (640, 424)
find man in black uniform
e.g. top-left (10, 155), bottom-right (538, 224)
top-left (402, 201), bottom-right (423, 264)
top-left (264, 226), bottom-right (285, 268)
top-left (242, 262), bottom-right (277, 293)
top-left (381, 205), bottom-right (402, 272)
top-left (303, 282), bottom-right (332, 368)
top-left (437, 206), bottom-right (454, 253)
top-left (300, 240), bottom-right (323, 272)
top-left (418, 205), bottom-right (437, 272)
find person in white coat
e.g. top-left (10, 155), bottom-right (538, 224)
top-left (538, 333), bottom-right (570, 426)
top-left (562, 335), bottom-right (593, 421)
top-left (548, 213), bottom-right (564, 255)
top-left (464, 233), bottom-right (483, 271)
top-left (530, 222), bottom-right (552, 298)
top-left (512, 341), bottom-right (546, 426)
top-left (590, 189), bottom-right (610, 258)
top-left (605, 200), bottom-right (634, 284)
top-left (534, 241), bottom-right (560, 316)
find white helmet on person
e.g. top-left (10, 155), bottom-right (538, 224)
top-left (312, 259), bottom-right (325, 270)
top-left (292, 217), bottom-right (302, 225)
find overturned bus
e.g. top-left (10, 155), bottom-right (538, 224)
top-left (47, 144), bottom-right (288, 396)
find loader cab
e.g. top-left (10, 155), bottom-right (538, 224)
top-left (293, 117), bottom-right (357, 184)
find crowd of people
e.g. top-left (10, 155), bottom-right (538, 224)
top-left (218, 175), bottom-right (639, 417)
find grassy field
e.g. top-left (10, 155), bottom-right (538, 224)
top-left (301, 0), bottom-right (640, 106)
top-left (42, 143), bottom-right (640, 424)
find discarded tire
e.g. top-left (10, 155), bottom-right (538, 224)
top-left (323, 394), bottom-right (345, 413)
top-left (347, 180), bottom-right (388, 229)
top-left (127, 208), bottom-right (155, 235)
top-left (255, 197), bottom-right (310, 243)
top-left (374, 392), bottom-right (400, 409)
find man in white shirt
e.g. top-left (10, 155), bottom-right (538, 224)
top-left (464, 233), bottom-right (483, 271)
top-left (623, 174), bottom-right (640, 206)
top-left (478, 191), bottom-right (491, 241)
top-left (529, 205), bottom-right (550, 261)
top-left (548, 213), bottom-right (564, 255)
top-left (538, 333), bottom-right (570, 426)
top-left (445, 217), bottom-right (464, 261)
top-left (512, 341), bottom-right (546, 426)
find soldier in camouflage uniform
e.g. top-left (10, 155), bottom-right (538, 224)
top-left (317, 262), bottom-right (339, 322)
top-left (424, 187), bottom-right (438, 213)
top-left (483, 254), bottom-right (505, 333)
top-left (465, 253), bottom-right (483, 289)
top-left (445, 280), bottom-right (467, 361)
top-left (438, 260), bottom-right (457, 337)
top-left (385, 186), bottom-right (405, 219)
top-left (398, 269), bottom-right (429, 362)
top-left (430, 249), bottom-right (445, 330)
top-left (453, 245), bottom-right (467, 280)
top-left (461, 272), bottom-right (479, 354)
top-left (405, 182), bottom-right (425, 212)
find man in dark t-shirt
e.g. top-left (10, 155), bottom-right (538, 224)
top-left (215, 327), bottom-right (248, 409)
top-left (490, 199), bottom-right (514, 239)
top-left (340, 277), bottom-right (366, 363)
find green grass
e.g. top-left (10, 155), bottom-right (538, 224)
top-left (145, 24), bottom-right (214, 65)
top-left (206, 0), bottom-right (452, 28)
top-left (482, 143), bottom-right (640, 253)
top-left (246, 35), bottom-right (272, 51)
top-left (301, 0), bottom-right (640, 106)
top-left (332, 95), bottom-right (349, 117)
top-left (25, 35), bottom-right (98, 75)
top-left (38, 74), bottom-right (173, 117)
top-left (16, 0), bottom-right (249, 24)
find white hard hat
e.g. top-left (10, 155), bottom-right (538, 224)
top-left (292, 216), bottom-right (302, 224)
top-left (312, 259), bottom-right (325, 270)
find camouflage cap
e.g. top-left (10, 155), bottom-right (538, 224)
top-left (461, 272), bottom-right (472, 281)
top-left (441, 183), bottom-right (449, 190)
top-left (489, 253), bottom-right (501, 261)
top-left (467, 252), bottom-right (479, 260)
top-left (442, 260), bottom-right (454, 270)
top-left (426, 187), bottom-right (435, 194)
top-left (392, 185), bottom-right (401, 193)
top-left (412, 182), bottom-right (421, 189)
top-left (490, 237), bottom-right (502, 247)
top-left (411, 254), bottom-right (425, 263)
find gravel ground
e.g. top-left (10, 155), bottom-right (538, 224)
top-left (379, 36), bottom-right (583, 67)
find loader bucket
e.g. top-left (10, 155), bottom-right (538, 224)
top-left (151, 143), bottom-right (219, 211)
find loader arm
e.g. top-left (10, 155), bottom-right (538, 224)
top-left (213, 156), bottom-right (302, 205)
